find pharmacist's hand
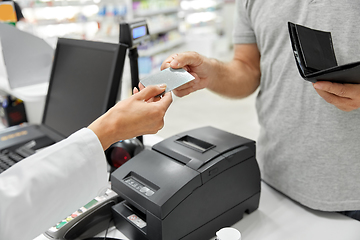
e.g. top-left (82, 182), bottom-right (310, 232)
top-left (88, 84), bottom-right (172, 150)
top-left (161, 52), bottom-right (210, 97)
top-left (133, 83), bottom-right (164, 102)
top-left (313, 81), bottom-right (360, 111)
top-left (133, 82), bottom-right (146, 94)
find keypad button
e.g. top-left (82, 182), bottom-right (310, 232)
top-left (1, 149), bottom-right (9, 155)
top-left (8, 152), bottom-right (23, 162)
top-left (140, 187), bottom-right (149, 193)
top-left (145, 190), bottom-right (154, 196)
top-left (0, 161), bottom-right (9, 170)
top-left (56, 221), bottom-right (67, 229)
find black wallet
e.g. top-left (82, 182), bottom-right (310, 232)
top-left (288, 22), bottom-right (360, 84)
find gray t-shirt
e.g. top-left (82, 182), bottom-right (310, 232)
top-left (233, 0), bottom-right (360, 211)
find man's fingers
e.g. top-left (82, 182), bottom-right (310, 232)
top-left (314, 88), bottom-right (342, 104)
top-left (314, 88), bottom-right (358, 112)
top-left (161, 53), bottom-right (178, 70)
top-left (169, 52), bottom-right (202, 69)
top-left (174, 81), bottom-right (196, 91)
top-left (313, 81), bottom-right (355, 98)
top-left (173, 87), bottom-right (196, 97)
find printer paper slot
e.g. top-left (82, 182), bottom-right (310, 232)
top-left (175, 135), bottom-right (215, 153)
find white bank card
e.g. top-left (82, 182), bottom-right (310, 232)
top-left (140, 68), bottom-right (195, 93)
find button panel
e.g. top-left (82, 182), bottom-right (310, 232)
top-left (124, 177), bottom-right (156, 197)
top-left (47, 189), bottom-right (116, 233)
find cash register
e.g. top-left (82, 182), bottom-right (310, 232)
top-left (111, 126), bottom-right (261, 240)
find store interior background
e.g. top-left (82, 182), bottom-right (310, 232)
top-left (14, 0), bottom-right (260, 141)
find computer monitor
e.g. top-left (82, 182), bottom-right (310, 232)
top-left (42, 38), bottom-right (127, 137)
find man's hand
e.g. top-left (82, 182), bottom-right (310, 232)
top-left (160, 44), bottom-right (261, 99)
top-left (88, 84), bottom-right (172, 150)
top-left (313, 81), bottom-right (360, 111)
top-left (161, 52), bottom-right (210, 97)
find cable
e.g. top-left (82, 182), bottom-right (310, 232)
top-left (103, 216), bottom-right (113, 240)
top-left (83, 217), bottom-right (125, 240)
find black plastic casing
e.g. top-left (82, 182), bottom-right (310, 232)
top-left (111, 126), bottom-right (261, 240)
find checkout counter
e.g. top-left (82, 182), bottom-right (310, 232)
top-left (94, 181), bottom-right (360, 240)
top-left (34, 182), bottom-right (360, 240)
top-left (33, 130), bottom-right (360, 240)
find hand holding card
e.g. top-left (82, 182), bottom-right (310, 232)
top-left (140, 68), bottom-right (195, 94)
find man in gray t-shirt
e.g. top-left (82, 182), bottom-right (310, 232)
top-left (161, 0), bottom-right (360, 219)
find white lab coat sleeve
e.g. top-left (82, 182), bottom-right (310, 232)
top-left (0, 128), bottom-right (108, 240)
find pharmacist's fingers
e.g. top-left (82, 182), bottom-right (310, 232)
top-left (138, 82), bottom-right (163, 103)
top-left (138, 82), bottom-right (145, 91)
top-left (155, 92), bottom-right (172, 110)
top-left (133, 87), bottom-right (139, 95)
top-left (134, 84), bottom-right (167, 102)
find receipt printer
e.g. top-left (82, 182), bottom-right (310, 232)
top-left (111, 126), bottom-right (261, 240)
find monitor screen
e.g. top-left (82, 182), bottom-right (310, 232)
top-left (42, 38), bottom-right (126, 137)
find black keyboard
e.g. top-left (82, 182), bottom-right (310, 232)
top-left (0, 142), bottom-right (36, 173)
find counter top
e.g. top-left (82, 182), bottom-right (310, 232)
top-left (34, 135), bottom-right (360, 240)
top-left (211, 181), bottom-right (360, 240)
top-left (35, 181), bottom-right (360, 240)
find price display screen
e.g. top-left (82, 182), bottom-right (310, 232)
top-left (132, 25), bottom-right (147, 40)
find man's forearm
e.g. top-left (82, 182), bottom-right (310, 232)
top-left (206, 44), bottom-right (261, 99)
top-left (206, 58), bottom-right (260, 99)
